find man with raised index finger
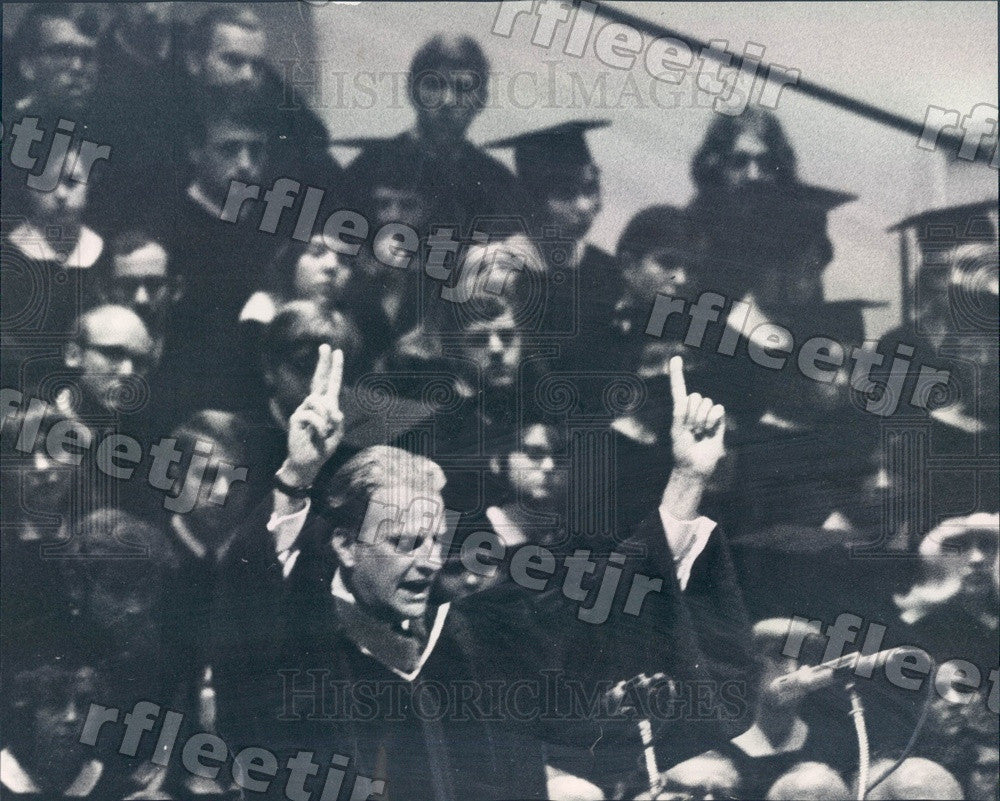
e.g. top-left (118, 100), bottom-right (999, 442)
top-left (213, 344), bottom-right (548, 800)
top-left (543, 355), bottom-right (755, 800)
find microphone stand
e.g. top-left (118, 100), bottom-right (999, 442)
top-left (845, 681), bottom-right (870, 801)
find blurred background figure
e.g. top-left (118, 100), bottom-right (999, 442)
top-left (1, 663), bottom-right (110, 797)
top-left (487, 120), bottom-right (617, 368)
top-left (765, 761), bottom-right (851, 800)
top-left (863, 756), bottom-right (964, 800)
top-left (342, 34), bottom-right (520, 236)
top-left (1, 406), bottom-right (83, 683)
top-left (60, 304), bottom-right (157, 424)
top-left (3, 4), bottom-right (100, 126)
top-left (894, 513), bottom-right (999, 670)
top-left (719, 618), bottom-right (851, 799)
top-left (180, 6), bottom-right (339, 193)
top-left (152, 106), bottom-right (279, 428)
top-left (1, 143), bottom-right (107, 393)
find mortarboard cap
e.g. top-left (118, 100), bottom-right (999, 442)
top-left (486, 119), bottom-right (611, 178)
top-left (887, 199), bottom-right (998, 242)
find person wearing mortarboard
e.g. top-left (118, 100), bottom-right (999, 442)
top-left (485, 119), bottom-right (621, 376)
top-left (874, 204), bottom-right (999, 541)
top-left (684, 108), bottom-right (877, 429)
top-left (338, 35), bottom-right (522, 240)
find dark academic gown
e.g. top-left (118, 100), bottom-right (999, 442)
top-left (533, 243), bottom-right (621, 371)
top-left (150, 192), bottom-right (279, 430)
top-left (343, 132), bottom-right (522, 234)
top-left (0, 226), bottom-right (105, 394)
top-left (539, 510), bottom-right (755, 799)
top-left (213, 498), bottom-right (548, 801)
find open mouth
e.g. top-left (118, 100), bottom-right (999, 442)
top-left (399, 578), bottom-right (431, 598)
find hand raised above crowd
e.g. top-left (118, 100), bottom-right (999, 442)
top-left (276, 344), bottom-right (345, 490)
top-left (668, 355), bottom-right (726, 479)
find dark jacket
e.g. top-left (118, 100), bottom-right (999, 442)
top-left (213, 497), bottom-right (548, 801)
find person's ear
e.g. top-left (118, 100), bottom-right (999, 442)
top-left (329, 529), bottom-right (356, 569)
top-left (64, 341), bottom-right (84, 369)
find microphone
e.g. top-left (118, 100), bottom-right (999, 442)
top-left (769, 647), bottom-right (925, 701)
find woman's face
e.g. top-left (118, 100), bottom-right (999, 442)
top-left (294, 236), bottom-right (353, 303)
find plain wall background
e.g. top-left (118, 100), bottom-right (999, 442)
top-left (5, 1), bottom-right (998, 337)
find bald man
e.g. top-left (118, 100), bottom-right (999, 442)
top-left (62, 304), bottom-right (157, 419)
top-left (865, 757), bottom-right (964, 800)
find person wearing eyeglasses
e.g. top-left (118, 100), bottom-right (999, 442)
top-left (5, 4), bottom-right (99, 122)
top-left (58, 303), bottom-right (157, 421)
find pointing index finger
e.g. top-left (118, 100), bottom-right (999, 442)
top-left (669, 355), bottom-right (687, 414)
top-left (328, 348), bottom-right (344, 407)
top-left (310, 343), bottom-right (332, 395)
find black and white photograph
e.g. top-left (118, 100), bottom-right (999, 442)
top-left (1, 2), bottom-right (997, 798)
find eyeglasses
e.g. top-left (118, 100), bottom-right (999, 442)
top-left (83, 343), bottom-right (152, 373)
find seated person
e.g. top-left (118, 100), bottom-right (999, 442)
top-left (1, 404), bottom-right (84, 678)
top-left (718, 618), bottom-right (851, 798)
top-left (238, 300), bottom-right (362, 502)
top-left (96, 230), bottom-right (181, 353)
top-left (370, 293), bottom-right (543, 512)
top-left (766, 761), bottom-right (851, 800)
top-left (2, 662), bottom-right (109, 798)
top-left (156, 411), bottom-right (254, 727)
top-left (2, 143), bottom-right (107, 392)
top-left (894, 513), bottom-right (999, 672)
top-left (214, 345), bottom-right (547, 799)
top-left (239, 234), bottom-right (356, 326)
top-left (611, 205), bottom-right (702, 366)
top-left (863, 756), bottom-right (964, 800)
top-left (633, 750), bottom-right (741, 800)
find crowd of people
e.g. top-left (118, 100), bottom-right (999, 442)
top-left (1, 4), bottom-right (997, 799)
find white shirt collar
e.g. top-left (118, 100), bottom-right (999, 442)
top-left (331, 569), bottom-right (450, 682)
top-left (187, 181), bottom-right (226, 219)
top-left (1, 748), bottom-right (104, 796)
top-left (170, 514), bottom-right (207, 560)
top-left (7, 222), bottom-right (104, 269)
top-left (731, 717), bottom-right (809, 758)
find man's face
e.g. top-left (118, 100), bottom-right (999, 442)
top-left (542, 165), bottom-right (602, 242)
top-left (295, 236), bottom-right (353, 305)
top-left (30, 668), bottom-right (96, 778)
top-left (373, 186), bottom-right (430, 231)
top-left (413, 68), bottom-right (484, 145)
top-left (198, 23), bottom-right (266, 92)
top-left (340, 485), bottom-right (447, 621)
top-left (460, 310), bottom-right (522, 390)
top-left (721, 130), bottom-right (777, 188)
top-left (26, 150), bottom-right (90, 230)
top-left (106, 242), bottom-right (172, 326)
top-left (21, 17), bottom-right (97, 111)
top-left (625, 247), bottom-right (692, 305)
top-left (505, 424), bottom-right (564, 508)
top-left (945, 528), bottom-right (1000, 608)
top-left (192, 121), bottom-right (267, 201)
top-left (172, 437), bottom-right (251, 545)
top-left (70, 310), bottom-right (156, 413)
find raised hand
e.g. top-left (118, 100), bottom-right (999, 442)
top-left (279, 344), bottom-right (345, 488)
top-left (668, 355), bottom-right (726, 479)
